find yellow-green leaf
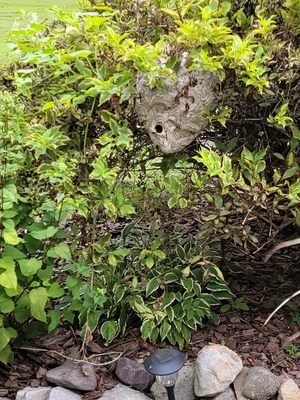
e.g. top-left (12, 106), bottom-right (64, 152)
top-left (29, 287), bottom-right (48, 322)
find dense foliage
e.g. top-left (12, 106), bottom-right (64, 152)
top-left (0, 0), bottom-right (299, 362)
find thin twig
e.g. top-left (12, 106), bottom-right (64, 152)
top-left (19, 346), bottom-right (123, 367)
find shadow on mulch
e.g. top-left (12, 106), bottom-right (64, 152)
top-left (0, 248), bottom-right (299, 399)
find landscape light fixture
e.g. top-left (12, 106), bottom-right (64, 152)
top-left (144, 348), bottom-right (185, 400)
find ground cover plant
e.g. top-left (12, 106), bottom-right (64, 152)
top-left (0, 0), bottom-right (299, 363)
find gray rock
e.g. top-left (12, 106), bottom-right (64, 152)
top-left (242, 367), bottom-right (281, 400)
top-left (46, 362), bottom-right (97, 391)
top-left (194, 344), bottom-right (243, 397)
top-left (47, 387), bottom-right (81, 400)
top-left (16, 386), bottom-right (51, 400)
top-left (99, 383), bottom-right (151, 399)
top-left (214, 387), bottom-right (237, 399)
top-left (115, 357), bottom-right (155, 391)
top-left (278, 379), bottom-right (300, 400)
top-left (202, 386), bottom-right (237, 400)
top-left (0, 398), bottom-right (11, 400)
top-left (151, 366), bottom-right (196, 400)
top-left (233, 367), bottom-right (249, 400)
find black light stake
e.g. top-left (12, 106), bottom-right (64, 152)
top-left (144, 349), bottom-right (185, 400)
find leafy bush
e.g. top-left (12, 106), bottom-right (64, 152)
top-left (0, 0), bottom-right (299, 360)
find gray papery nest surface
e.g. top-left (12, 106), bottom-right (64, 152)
top-left (136, 67), bottom-right (219, 154)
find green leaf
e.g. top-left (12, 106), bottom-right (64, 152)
top-left (0, 344), bottom-right (14, 364)
top-left (2, 245), bottom-right (25, 260)
top-left (114, 284), bottom-right (126, 304)
top-left (220, 303), bottom-right (232, 313)
top-left (121, 223), bottom-right (135, 241)
top-left (168, 196), bottom-right (178, 209)
top-left (29, 287), bottom-right (48, 322)
top-left (243, 147), bottom-right (253, 161)
top-left (180, 277), bottom-right (193, 292)
top-left (47, 242), bottom-right (72, 260)
top-left (141, 319), bottom-right (155, 339)
top-left (3, 228), bottom-right (22, 245)
top-left (30, 226), bottom-right (58, 240)
top-left (47, 310), bottom-right (61, 333)
top-left (0, 293), bottom-right (14, 313)
top-left (160, 320), bottom-right (171, 341)
top-left (48, 282), bottom-right (64, 298)
top-left (282, 166), bottom-right (298, 180)
top-left (0, 258), bottom-right (17, 289)
top-left (100, 320), bottom-right (118, 344)
top-left (146, 277), bottom-right (160, 297)
top-left (69, 50), bottom-right (92, 58)
top-left (18, 258), bottom-right (42, 276)
top-left (162, 292), bottom-right (176, 309)
top-left (291, 126), bottom-right (300, 140)
top-left (145, 255), bottom-right (154, 269)
top-left (176, 244), bottom-right (185, 260)
top-left (164, 272), bottom-right (179, 284)
top-left (0, 327), bottom-right (17, 351)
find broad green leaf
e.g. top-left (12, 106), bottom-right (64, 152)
top-left (291, 126), bottom-right (300, 140)
top-left (141, 319), bottom-right (154, 339)
top-left (164, 272), bottom-right (179, 284)
top-left (145, 255), bottom-right (154, 269)
top-left (29, 226), bottom-right (58, 240)
top-left (47, 310), bottom-right (61, 333)
top-left (0, 327), bottom-right (17, 351)
top-left (3, 228), bottom-right (22, 245)
top-left (0, 345), bottom-right (14, 364)
top-left (0, 258), bottom-right (17, 289)
top-left (100, 320), bottom-right (118, 344)
top-left (160, 320), bottom-right (171, 341)
top-left (162, 292), bottom-right (176, 309)
top-left (48, 282), bottom-right (64, 298)
top-left (146, 277), bottom-right (160, 297)
top-left (176, 244), bottom-right (185, 260)
top-left (18, 258), bottom-right (42, 276)
top-left (2, 245), bottom-right (25, 260)
top-left (243, 147), bottom-right (253, 161)
top-left (0, 293), bottom-right (14, 313)
top-left (29, 287), bottom-right (48, 322)
top-left (282, 166), bottom-right (298, 180)
top-left (121, 223), bottom-right (135, 241)
top-left (47, 242), bottom-right (72, 261)
top-left (220, 304), bottom-right (232, 313)
top-left (69, 50), bottom-right (92, 58)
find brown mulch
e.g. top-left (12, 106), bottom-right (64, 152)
top-left (0, 249), bottom-right (299, 399)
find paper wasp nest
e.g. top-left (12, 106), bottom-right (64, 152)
top-left (136, 70), bottom-right (219, 154)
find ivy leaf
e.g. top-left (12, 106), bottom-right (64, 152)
top-left (29, 287), bottom-right (48, 322)
top-left (47, 242), bottom-right (72, 261)
top-left (18, 258), bottom-right (42, 276)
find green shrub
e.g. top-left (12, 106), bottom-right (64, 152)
top-left (0, 0), bottom-right (299, 360)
